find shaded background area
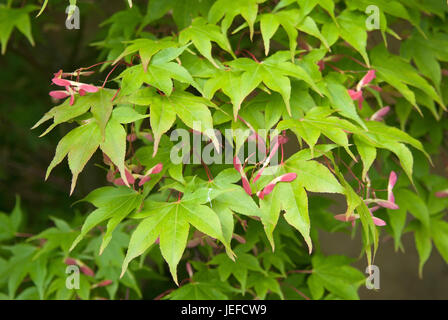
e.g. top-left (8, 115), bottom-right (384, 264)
top-left (0, 1), bottom-right (446, 300)
top-left (320, 230), bottom-right (448, 299)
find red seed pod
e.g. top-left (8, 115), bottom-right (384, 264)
top-left (127, 133), bottom-right (137, 142)
top-left (253, 141), bottom-right (280, 183)
top-left (138, 175), bottom-right (151, 187)
top-left (138, 163), bottom-right (163, 187)
top-left (106, 170), bottom-right (115, 182)
top-left (124, 169), bottom-right (135, 184)
top-left (232, 234), bottom-right (246, 244)
top-left (113, 178), bottom-right (126, 186)
top-left (357, 69), bottom-right (376, 91)
top-left (80, 265), bottom-right (95, 277)
top-left (370, 106), bottom-right (390, 122)
top-left (257, 173), bottom-right (297, 199)
top-left (317, 60), bottom-right (325, 71)
top-left (278, 135), bottom-right (289, 145)
top-left (49, 91), bottom-right (70, 99)
top-left (233, 156), bottom-right (252, 195)
top-left (64, 258), bottom-right (77, 265)
top-left (435, 190), bottom-right (448, 198)
top-left (186, 262), bottom-right (193, 278)
top-left (149, 163), bottom-right (163, 175)
top-left (96, 280), bottom-right (113, 287)
top-left (143, 133), bottom-right (153, 142)
top-left (103, 153), bottom-right (112, 165)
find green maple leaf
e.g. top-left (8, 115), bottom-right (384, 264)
top-left (258, 166), bottom-right (313, 253)
top-left (336, 11), bottom-right (370, 66)
top-left (260, 9), bottom-right (329, 57)
top-left (119, 59), bottom-right (196, 97)
top-left (165, 281), bottom-right (229, 300)
top-left (44, 120), bottom-right (102, 194)
top-left (371, 45), bottom-right (445, 113)
top-left (0, 196), bottom-right (22, 242)
top-left (208, 169), bottom-right (262, 218)
top-left (129, 88), bottom-right (220, 156)
top-left (217, 52), bottom-right (321, 118)
top-left (204, 68), bottom-right (261, 121)
top-left (0, 244), bottom-right (36, 298)
top-left (113, 38), bottom-right (178, 71)
top-left (208, 0), bottom-right (265, 39)
top-left (31, 217), bottom-right (77, 259)
top-left (258, 10), bottom-right (299, 60)
top-left (122, 194), bottom-right (231, 284)
top-left (70, 186), bottom-right (143, 254)
top-left (209, 249), bottom-right (265, 293)
top-left (0, 5), bottom-right (36, 54)
top-left (179, 17), bottom-right (235, 68)
top-left (247, 272), bottom-right (284, 299)
top-left (310, 254), bottom-right (364, 300)
top-left (38, 89), bottom-right (134, 191)
top-left (277, 106), bottom-right (359, 160)
top-left (32, 89), bottom-right (118, 137)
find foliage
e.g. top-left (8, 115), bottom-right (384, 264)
top-left (0, 0), bottom-right (447, 300)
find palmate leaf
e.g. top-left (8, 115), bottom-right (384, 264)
top-left (259, 173), bottom-right (311, 252)
top-left (259, 7), bottom-right (330, 57)
top-left (0, 196), bottom-right (22, 242)
top-left (204, 68), bottom-right (261, 120)
top-left (257, 158), bottom-right (343, 252)
top-left (310, 255), bottom-right (365, 300)
top-left (99, 118), bottom-right (129, 186)
top-left (292, 111), bottom-right (431, 185)
top-left (325, 78), bottom-right (367, 129)
top-left (355, 120), bottom-right (431, 184)
top-left (30, 217), bottom-right (77, 259)
top-left (122, 198), bottom-right (227, 284)
top-left (129, 88), bottom-right (220, 156)
top-left (45, 119), bottom-right (102, 195)
top-left (119, 60), bottom-right (196, 97)
top-left (209, 250), bottom-right (265, 293)
top-left (277, 106), bottom-right (359, 159)
top-left (296, 0), bottom-right (336, 23)
top-left (209, 0), bottom-right (265, 39)
top-left (401, 32), bottom-right (442, 91)
top-left (113, 38), bottom-right (178, 71)
top-left (247, 272), bottom-right (284, 299)
top-left (70, 186), bottom-right (143, 254)
top-left (224, 53), bottom-right (321, 117)
top-left (0, 244), bottom-right (36, 298)
top-left (179, 17), bottom-right (235, 68)
top-left (371, 45), bottom-right (446, 114)
top-left (205, 168), bottom-right (262, 217)
top-left (42, 93), bottom-right (133, 192)
top-left (336, 11), bottom-right (370, 66)
top-left (32, 89), bottom-right (118, 136)
top-left (0, 5), bottom-right (36, 54)
top-left (258, 10), bottom-right (299, 60)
